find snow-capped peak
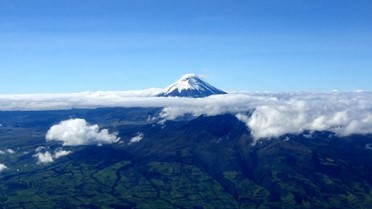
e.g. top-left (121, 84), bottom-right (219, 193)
top-left (157, 74), bottom-right (227, 98)
top-left (169, 74), bottom-right (204, 92)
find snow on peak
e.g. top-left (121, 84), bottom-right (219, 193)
top-left (169, 74), bottom-right (204, 92)
top-left (157, 74), bottom-right (227, 98)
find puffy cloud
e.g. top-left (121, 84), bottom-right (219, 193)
top-left (129, 133), bottom-right (144, 145)
top-left (238, 94), bottom-right (372, 142)
top-left (34, 151), bottom-right (54, 164)
top-left (46, 118), bottom-right (120, 146)
top-left (33, 147), bottom-right (72, 164)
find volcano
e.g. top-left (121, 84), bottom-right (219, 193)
top-left (157, 74), bottom-right (227, 98)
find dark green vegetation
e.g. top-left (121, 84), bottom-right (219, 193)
top-left (0, 108), bottom-right (372, 208)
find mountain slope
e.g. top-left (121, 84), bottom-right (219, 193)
top-left (0, 108), bottom-right (372, 208)
top-left (157, 74), bottom-right (227, 98)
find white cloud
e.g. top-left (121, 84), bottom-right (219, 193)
top-left (35, 146), bottom-right (47, 152)
top-left (34, 151), bottom-right (54, 164)
top-left (0, 164), bottom-right (8, 172)
top-left (129, 133), bottom-right (144, 145)
top-left (2, 91), bottom-right (372, 143)
top-left (238, 93), bottom-right (372, 143)
top-left (46, 118), bottom-right (120, 146)
top-left (53, 148), bottom-right (72, 159)
top-left (0, 90), bottom-right (163, 111)
top-left (0, 148), bottom-right (16, 155)
top-left (33, 147), bottom-right (72, 164)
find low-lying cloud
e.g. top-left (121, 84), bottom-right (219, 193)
top-left (46, 118), bottom-right (120, 146)
top-left (238, 102), bottom-right (372, 143)
top-left (0, 149), bottom-right (15, 155)
top-left (2, 90), bottom-right (372, 142)
top-left (129, 133), bottom-right (144, 145)
top-left (34, 151), bottom-right (54, 164)
top-left (34, 147), bottom-right (72, 164)
top-left (0, 164), bottom-right (8, 172)
top-left (54, 148), bottom-right (72, 159)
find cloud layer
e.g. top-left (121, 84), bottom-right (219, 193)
top-left (46, 118), bottom-right (120, 146)
top-left (238, 102), bottom-right (372, 142)
top-left (2, 90), bottom-right (372, 142)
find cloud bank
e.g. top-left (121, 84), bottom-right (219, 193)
top-left (245, 104), bottom-right (372, 140)
top-left (46, 118), bottom-right (120, 146)
top-left (2, 90), bottom-right (372, 142)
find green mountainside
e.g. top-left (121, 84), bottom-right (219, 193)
top-left (0, 108), bottom-right (371, 208)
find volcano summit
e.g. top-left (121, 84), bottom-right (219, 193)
top-left (157, 74), bottom-right (227, 98)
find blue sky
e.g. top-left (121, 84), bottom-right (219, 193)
top-left (0, 0), bottom-right (371, 93)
